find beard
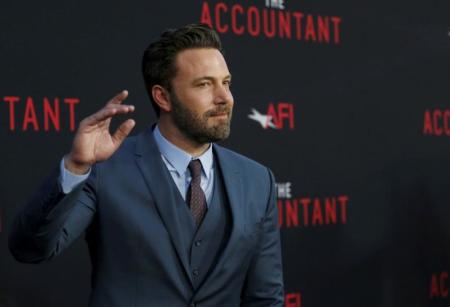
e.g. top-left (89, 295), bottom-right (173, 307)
top-left (170, 93), bottom-right (232, 144)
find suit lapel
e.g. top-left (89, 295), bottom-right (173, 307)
top-left (134, 127), bottom-right (193, 287)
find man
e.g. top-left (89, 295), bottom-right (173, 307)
top-left (9, 24), bottom-right (284, 306)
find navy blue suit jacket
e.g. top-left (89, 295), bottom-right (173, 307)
top-left (9, 128), bottom-right (284, 307)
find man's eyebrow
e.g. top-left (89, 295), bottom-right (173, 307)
top-left (192, 74), bottom-right (232, 83)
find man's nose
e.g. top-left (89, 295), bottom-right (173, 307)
top-left (214, 84), bottom-right (233, 105)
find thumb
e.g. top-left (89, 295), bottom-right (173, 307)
top-left (112, 119), bottom-right (136, 146)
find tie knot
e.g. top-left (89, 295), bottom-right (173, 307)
top-left (188, 159), bottom-right (202, 179)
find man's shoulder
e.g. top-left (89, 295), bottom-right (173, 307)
top-left (100, 129), bottom-right (152, 165)
top-left (213, 144), bottom-right (271, 175)
top-left (120, 133), bottom-right (140, 151)
top-left (111, 134), bottom-right (140, 158)
top-left (116, 126), bottom-right (156, 154)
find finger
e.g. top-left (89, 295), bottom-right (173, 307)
top-left (107, 90), bottom-right (129, 106)
top-left (86, 104), bottom-right (135, 126)
top-left (112, 119), bottom-right (136, 145)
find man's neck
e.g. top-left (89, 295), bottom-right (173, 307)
top-left (157, 121), bottom-right (210, 157)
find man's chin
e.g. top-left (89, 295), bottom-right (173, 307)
top-left (201, 126), bottom-right (231, 143)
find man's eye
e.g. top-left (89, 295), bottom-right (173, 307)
top-left (198, 82), bottom-right (210, 87)
top-left (224, 80), bottom-right (232, 87)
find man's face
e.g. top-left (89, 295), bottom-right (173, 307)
top-left (169, 48), bottom-right (234, 144)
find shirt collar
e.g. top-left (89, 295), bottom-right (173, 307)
top-left (153, 125), bottom-right (213, 178)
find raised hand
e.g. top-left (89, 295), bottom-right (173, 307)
top-left (64, 90), bottom-right (136, 174)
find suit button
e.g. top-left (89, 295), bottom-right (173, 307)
top-left (193, 269), bottom-right (199, 276)
top-left (190, 303), bottom-right (196, 307)
top-left (195, 240), bottom-right (202, 247)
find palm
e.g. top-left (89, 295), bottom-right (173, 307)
top-left (75, 119), bottom-right (119, 163)
top-left (67, 91), bottom-right (135, 173)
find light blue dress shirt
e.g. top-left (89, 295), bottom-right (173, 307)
top-left (60, 125), bottom-right (215, 206)
top-left (153, 126), bottom-right (214, 206)
top-left (59, 158), bottom-right (91, 193)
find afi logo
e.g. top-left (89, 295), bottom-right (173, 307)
top-left (248, 102), bottom-right (295, 130)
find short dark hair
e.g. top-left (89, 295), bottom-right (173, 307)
top-left (142, 23), bottom-right (223, 117)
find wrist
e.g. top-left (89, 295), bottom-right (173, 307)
top-left (64, 154), bottom-right (91, 175)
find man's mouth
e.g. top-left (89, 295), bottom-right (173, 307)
top-left (207, 108), bottom-right (230, 118)
top-left (210, 112), bottom-right (228, 117)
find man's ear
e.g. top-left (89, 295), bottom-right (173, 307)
top-left (152, 85), bottom-right (172, 113)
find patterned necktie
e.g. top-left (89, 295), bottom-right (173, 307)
top-left (187, 159), bottom-right (207, 227)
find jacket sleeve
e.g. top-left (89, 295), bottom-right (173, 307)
top-left (241, 168), bottom-right (284, 306)
top-left (8, 166), bottom-right (97, 263)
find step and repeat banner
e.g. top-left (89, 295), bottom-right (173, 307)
top-left (1, 1), bottom-right (450, 306)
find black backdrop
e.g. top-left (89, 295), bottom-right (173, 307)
top-left (1, 1), bottom-right (450, 306)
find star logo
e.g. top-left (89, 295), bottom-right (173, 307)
top-left (248, 108), bottom-right (278, 129)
